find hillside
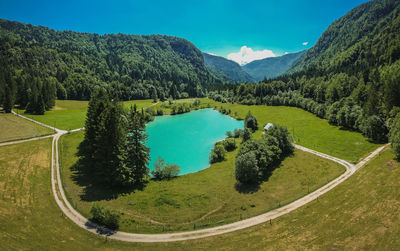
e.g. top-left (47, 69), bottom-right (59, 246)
top-left (290, 0), bottom-right (400, 75)
top-left (243, 50), bottom-right (305, 81)
top-left (210, 0), bottom-right (400, 143)
top-left (203, 53), bottom-right (255, 83)
top-left (0, 19), bottom-right (221, 113)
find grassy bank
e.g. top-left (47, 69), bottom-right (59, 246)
top-left (0, 113), bottom-right (54, 142)
top-left (59, 129), bottom-right (344, 233)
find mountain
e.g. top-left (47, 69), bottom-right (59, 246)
top-left (0, 19), bottom-right (220, 109)
top-left (242, 51), bottom-right (306, 81)
top-left (210, 0), bottom-right (400, 142)
top-left (289, 0), bottom-right (400, 75)
top-left (203, 53), bottom-right (255, 83)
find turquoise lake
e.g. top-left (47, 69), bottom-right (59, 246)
top-left (145, 108), bottom-right (244, 175)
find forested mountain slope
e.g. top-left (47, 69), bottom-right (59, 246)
top-left (210, 0), bottom-right (400, 143)
top-left (203, 53), bottom-right (255, 83)
top-left (0, 19), bottom-right (221, 113)
top-left (243, 50), bottom-right (305, 81)
top-left (290, 0), bottom-right (400, 75)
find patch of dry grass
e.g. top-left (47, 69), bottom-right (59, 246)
top-left (0, 114), bottom-right (54, 142)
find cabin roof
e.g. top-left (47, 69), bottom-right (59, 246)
top-left (264, 123), bottom-right (274, 130)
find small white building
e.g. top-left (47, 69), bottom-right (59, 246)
top-left (264, 123), bottom-right (274, 131)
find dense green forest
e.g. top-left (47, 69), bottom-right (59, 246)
top-left (0, 19), bottom-right (222, 113)
top-left (203, 52), bottom-right (255, 83)
top-left (210, 0), bottom-right (400, 144)
top-left (243, 50), bottom-right (305, 81)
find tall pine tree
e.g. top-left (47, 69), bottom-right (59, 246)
top-left (125, 106), bottom-right (150, 185)
top-left (82, 87), bottom-right (149, 187)
top-left (0, 69), bottom-right (16, 113)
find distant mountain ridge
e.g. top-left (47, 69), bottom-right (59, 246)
top-left (203, 53), bottom-right (255, 83)
top-left (243, 50), bottom-right (306, 81)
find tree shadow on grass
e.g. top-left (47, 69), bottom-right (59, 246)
top-left (234, 181), bottom-right (260, 194)
top-left (234, 152), bottom-right (293, 194)
top-left (70, 143), bottom-right (146, 202)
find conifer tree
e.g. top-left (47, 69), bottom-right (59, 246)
top-left (83, 87), bottom-right (112, 171)
top-left (152, 88), bottom-right (158, 103)
top-left (0, 69), bottom-right (16, 113)
top-left (98, 100), bottom-right (127, 185)
top-left (2, 77), bottom-right (16, 113)
top-left (125, 105), bottom-right (150, 185)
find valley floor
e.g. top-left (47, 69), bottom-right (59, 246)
top-left (0, 99), bottom-right (397, 250)
top-left (1, 138), bottom-right (398, 250)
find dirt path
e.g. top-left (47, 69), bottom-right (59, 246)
top-left (0, 134), bottom-right (54, 147)
top-left (9, 111), bottom-right (388, 242)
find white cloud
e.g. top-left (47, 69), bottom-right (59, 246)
top-left (227, 46), bottom-right (275, 65)
top-left (205, 52), bottom-right (217, 56)
top-left (302, 42), bottom-right (309, 46)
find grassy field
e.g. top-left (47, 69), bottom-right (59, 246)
top-left (0, 113), bottom-right (54, 142)
top-left (14, 98), bottom-right (378, 162)
top-left (196, 98), bottom-right (379, 163)
top-left (60, 130), bottom-right (344, 233)
top-left (1, 136), bottom-right (399, 249)
top-left (163, 147), bottom-right (400, 250)
top-left (15, 99), bottom-right (154, 130)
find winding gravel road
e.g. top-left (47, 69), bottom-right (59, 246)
top-left (3, 111), bottom-right (387, 242)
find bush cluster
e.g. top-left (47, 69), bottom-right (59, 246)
top-left (90, 204), bottom-right (121, 230)
top-left (223, 138), bottom-right (237, 152)
top-left (151, 157), bottom-right (180, 180)
top-left (235, 124), bottom-right (294, 185)
top-left (210, 143), bottom-right (227, 163)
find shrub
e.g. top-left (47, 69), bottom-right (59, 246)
top-left (151, 157), bottom-right (180, 180)
top-left (390, 114), bottom-right (400, 159)
top-left (235, 151), bottom-right (258, 184)
top-left (241, 128), bottom-right (252, 142)
top-left (145, 107), bottom-right (156, 116)
top-left (90, 204), bottom-right (121, 230)
top-left (156, 109), bottom-right (164, 116)
top-left (223, 138), bottom-right (236, 151)
top-left (233, 129), bottom-right (243, 138)
top-left (245, 111), bottom-right (258, 131)
top-left (210, 144), bottom-right (227, 163)
top-left (226, 131), bottom-right (233, 138)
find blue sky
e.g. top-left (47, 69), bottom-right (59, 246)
top-left (0, 0), bottom-right (369, 63)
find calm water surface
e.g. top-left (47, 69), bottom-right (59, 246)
top-left (146, 108), bottom-right (243, 175)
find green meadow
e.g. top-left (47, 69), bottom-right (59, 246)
top-left (198, 98), bottom-right (379, 163)
top-left (15, 99), bottom-right (154, 130)
top-left (59, 130), bottom-right (344, 233)
top-left (1, 136), bottom-right (399, 250)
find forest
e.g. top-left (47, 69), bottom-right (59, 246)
top-left (0, 19), bottom-right (222, 114)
